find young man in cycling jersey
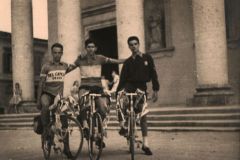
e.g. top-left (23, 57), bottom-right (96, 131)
top-left (117, 36), bottom-right (160, 155)
top-left (74, 39), bottom-right (125, 148)
top-left (37, 43), bottom-right (78, 159)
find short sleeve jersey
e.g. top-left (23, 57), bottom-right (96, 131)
top-left (40, 62), bottom-right (69, 96)
top-left (74, 54), bottom-right (109, 78)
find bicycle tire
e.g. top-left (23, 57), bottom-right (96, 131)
top-left (66, 116), bottom-right (84, 160)
top-left (88, 113), bottom-right (104, 160)
top-left (42, 130), bottom-right (52, 160)
top-left (129, 111), bottom-right (135, 160)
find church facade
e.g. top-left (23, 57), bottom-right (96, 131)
top-left (0, 0), bottom-right (240, 111)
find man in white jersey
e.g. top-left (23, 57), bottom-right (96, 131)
top-left (74, 39), bottom-right (124, 148)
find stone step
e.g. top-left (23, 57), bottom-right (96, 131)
top-left (109, 113), bottom-right (240, 120)
top-left (106, 126), bottom-right (240, 131)
top-left (106, 120), bottom-right (240, 127)
top-left (1, 125), bottom-right (240, 132)
top-left (0, 113), bottom-right (40, 119)
top-left (1, 119), bottom-right (240, 128)
top-left (1, 106), bottom-right (240, 131)
top-left (148, 106), bottom-right (240, 115)
top-left (1, 113), bottom-right (240, 123)
top-left (1, 105), bottom-right (240, 118)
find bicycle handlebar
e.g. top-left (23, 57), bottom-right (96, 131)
top-left (124, 93), bottom-right (138, 96)
top-left (117, 88), bottom-right (146, 97)
top-left (89, 93), bottom-right (102, 97)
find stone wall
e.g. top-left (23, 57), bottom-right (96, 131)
top-left (148, 0), bottom-right (196, 106)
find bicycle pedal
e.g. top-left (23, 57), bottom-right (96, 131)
top-left (137, 143), bottom-right (141, 148)
top-left (136, 140), bottom-right (142, 148)
top-left (53, 147), bottom-right (61, 153)
top-left (103, 129), bottom-right (108, 138)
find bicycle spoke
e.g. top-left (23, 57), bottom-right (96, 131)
top-left (67, 116), bottom-right (84, 160)
top-left (87, 113), bottom-right (104, 160)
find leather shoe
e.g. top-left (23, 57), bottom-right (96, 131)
top-left (142, 146), bottom-right (153, 155)
top-left (63, 150), bottom-right (73, 159)
top-left (119, 127), bottom-right (128, 137)
top-left (83, 127), bottom-right (89, 140)
top-left (95, 138), bottom-right (106, 149)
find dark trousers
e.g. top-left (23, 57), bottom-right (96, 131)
top-left (40, 93), bottom-right (55, 128)
top-left (78, 85), bottom-right (110, 126)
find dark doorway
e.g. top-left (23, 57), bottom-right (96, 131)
top-left (89, 26), bottom-right (118, 81)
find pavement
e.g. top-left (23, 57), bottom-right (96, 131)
top-left (0, 130), bottom-right (239, 160)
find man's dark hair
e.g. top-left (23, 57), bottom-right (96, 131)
top-left (85, 39), bottom-right (97, 47)
top-left (51, 43), bottom-right (63, 51)
top-left (127, 36), bottom-right (140, 45)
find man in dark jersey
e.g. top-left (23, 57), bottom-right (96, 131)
top-left (37, 43), bottom-right (78, 158)
top-left (74, 39), bottom-right (124, 148)
top-left (117, 36), bottom-right (160, 155)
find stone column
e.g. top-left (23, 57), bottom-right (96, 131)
top-left (116, 0), bottom-right (145, 59)
top-left (48, 0), bottom-right (82, 96)
top-left (11, 0), bottom-right (35, 102)
top-left (192, 0), bottom-right (233, 105)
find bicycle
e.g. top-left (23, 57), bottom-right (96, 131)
top-left (78, 91), bottom-right (105, 160)
top-left (116, 89), bottom-right (149, 160)
top-left (41, 94), bottom-right (84, 160)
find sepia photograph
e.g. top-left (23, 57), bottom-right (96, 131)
top-left (0, 0), bottom-right (239, 159)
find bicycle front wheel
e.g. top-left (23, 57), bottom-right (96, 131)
top-left (66, 116), bottom-right (84, 160)
top-left (129, 111), bottom-right (136, 160)
top-left (88, 113), bottom-right (104, 160)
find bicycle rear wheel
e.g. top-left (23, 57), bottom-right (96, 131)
top-left (88, 113), bottom-right (104, 160)
top-left (66, 116), bottom-right (84, 160)
top-left (42, 131), bottom-right (52, 160)
top-left (129, 111), bottom-right (135, 160)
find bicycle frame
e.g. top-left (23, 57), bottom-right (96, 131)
top-left (42, 94), bottom-right (83, 159)
top-left (116, 89), bottom-right (148, 128)
top-left (79, 92), bottom-right (105, 160)
top-left (48, 95), bottom-right (77, 152)
top-left (88, 93), bottom-right (102, 140)
top-left (116, 89), bottom-right (148, 160)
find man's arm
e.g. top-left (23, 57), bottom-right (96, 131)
top-left (106, 57), bottom-right (125, 64)
top-left (117, 63), bottom-right (128, 91)
top-left (37, 64), bottom-right (48, 110)
top-left (109, 75), bottom-right (120, 93)
top-left (147, 54), bottom-right (160, 102)
top-left (37, 76), bottom-right (46, 110)
top-left (148, 55), bottom-right (160, 91)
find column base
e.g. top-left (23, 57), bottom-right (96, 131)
top-left (189, 84), bottom-right (234, 106)
top-left (19, 101), bottom-right (39, 113)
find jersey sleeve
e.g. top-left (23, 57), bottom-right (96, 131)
top-left (62, 62), bottom-right (69, 68)
top-left (74, 55), bottom-right (81, 66)
top-left (96, 55), bottom-right (109, 64)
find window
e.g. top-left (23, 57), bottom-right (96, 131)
top-left (34, 51), bottom-right (44, 76)
top-left (144, 0), bottom-right (173, 53)
top-left (3, 47), bottom-right (12, 74)
top-left (225, 0), bottom-right (240, 41)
